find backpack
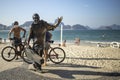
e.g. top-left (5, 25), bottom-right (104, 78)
top-left (46, 32), bottom-right (52, 42)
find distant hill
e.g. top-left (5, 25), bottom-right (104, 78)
top-left (63, 25), bottom-right (71, 30)
top-left (0, 24), bottom-right (7, 30)
top-left (72, 24), bottom-right (91, 30)
top-left (97, 24), bottom-right (120, 30)
top-left (19, 20), bottom-right (91, 30)
top-left (20, 21), bottom-right (33, 30)
top-left (1, 20), bottom-right (120, 30)
top-left (56, 23), bottom-right (91, 30)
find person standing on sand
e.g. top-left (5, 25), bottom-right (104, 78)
top-left (74, 38), bottom-right (80, 45)
top-left (62, 40), bottom-right (66, 47)
top-left (8, 21), bottom-right (26, 60)
top-left (28, 13), bottom-right (63, 72)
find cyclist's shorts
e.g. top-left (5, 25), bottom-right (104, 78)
top-left (12, 37), bottom-right (22, 46)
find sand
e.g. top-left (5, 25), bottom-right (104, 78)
top-left (0, 42), bottom-right (120, 80)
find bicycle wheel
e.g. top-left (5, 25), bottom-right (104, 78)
top-left (21, 50), bottom-right (33, 64)
top-left (49, 47), bottom-right (66, 64)
top-left (1, 46), bottom-right (16, 61)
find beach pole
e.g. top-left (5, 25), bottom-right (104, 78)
top-left (61, 23), bottom-right (63, 45)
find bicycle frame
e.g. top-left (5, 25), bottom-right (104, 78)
top-left (9, 38), bottom-right (26, 55)
top-left (49, 46), bottom-right (59, 59)
top-left (22, 40), bottom-right (65, 64)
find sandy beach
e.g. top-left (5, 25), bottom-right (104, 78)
top-left (0, 42), bottom-right (120, 80)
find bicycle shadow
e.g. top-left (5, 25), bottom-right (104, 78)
top-left (12, 58), bottom-right (24, 62)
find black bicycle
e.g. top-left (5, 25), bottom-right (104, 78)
top-left (1, 38), bottom-right (25, 61)
top-left (1, 38), bottom-right (66, 64)
top-left (22, 41), bottom-right (66, 64)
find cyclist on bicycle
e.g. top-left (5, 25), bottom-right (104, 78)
top-left (28, 13), bottom-right (62, 72)
top-left (8, 21), bottom-right (26, 60)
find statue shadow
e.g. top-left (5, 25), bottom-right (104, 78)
top-left (48, 68), bottom-right (120, 79)
top-left (44, 63), bottom-right (120, 79)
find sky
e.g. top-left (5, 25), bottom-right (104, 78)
top-left (0, 0), bottom-right (120, 28)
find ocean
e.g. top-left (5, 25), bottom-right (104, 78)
top-left (52, 30), bottom-right (120, 43)
top-left (0, 30), bottom-right (120, 43)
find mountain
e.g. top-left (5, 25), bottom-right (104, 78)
top-left (97, 24), bottom-right (120, 30)
top-left (53, 18), bottom-right (91, 30)
top-left (56, 24), bottom-right (72, 30)
top-left (1, 20), bottom-right (120, 30)
top-left (0, 24), bottom-right (8, 30)
top-left (21, 21), bottom-right (33, 27)
top-left (20, 21), bottom-right (33, 30)
top-left (0, 17), bottom-right (92, 30)
top-left (63, 25), bottom-right (71, 30)
top-left (72, 24), bottom-right (91, 30)
top-left (55, 22), bottom-right (91, 30)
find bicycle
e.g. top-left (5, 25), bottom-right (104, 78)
top-left (1, 38), bottom-right (66, 64)
top-left (1, 38), bottom-right (25, 61)
top-left (22, 41), bottom-right (66, 64)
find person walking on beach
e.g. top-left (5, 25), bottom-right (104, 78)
top-left (8, 21), bottom-right (26, 59)
top-left (74, 38), bottom-right (80, 45)
top-left (28, 13), bottom-right (63, 72)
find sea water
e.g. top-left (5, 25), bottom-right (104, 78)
top-left (0, 30), bottom-right (120, 43)
top-left (51, 30), bottom-right (120, 43)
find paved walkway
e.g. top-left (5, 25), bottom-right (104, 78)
top-left (0, 58), bottom-right (120, 80)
